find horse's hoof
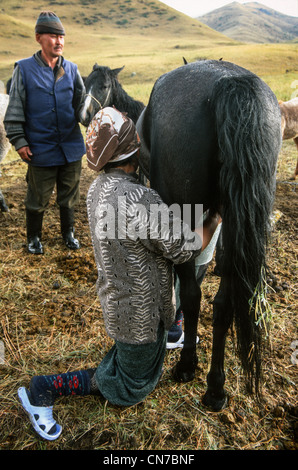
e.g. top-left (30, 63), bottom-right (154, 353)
top-left (172, 364), bottom-right (195, 383)
top-left (202, 390), bottom-right (228, 412)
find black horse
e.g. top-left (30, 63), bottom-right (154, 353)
top-left (81, 64), bottom-right (145, 126)
top-left (136, 60), bottom-right (282, 411)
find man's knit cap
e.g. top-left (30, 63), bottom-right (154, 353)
top-left (35, 11), bottom-right (65, 35)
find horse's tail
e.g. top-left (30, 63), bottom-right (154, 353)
top-left (210, 75), bottom-right (280, 395)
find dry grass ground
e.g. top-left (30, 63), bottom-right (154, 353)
top-left (0, 0), bottom-right (297, 452)
top-left (0, 139), bottom-right (297, 451)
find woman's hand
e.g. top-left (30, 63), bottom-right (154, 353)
top-left (194, 212), bottom-right (222, 251)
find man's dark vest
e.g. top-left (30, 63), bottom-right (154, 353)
top-left (17, 56), bottom-right (85, 166)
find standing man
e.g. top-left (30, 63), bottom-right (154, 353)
top-left (4, 11), bottom-right (86, 254)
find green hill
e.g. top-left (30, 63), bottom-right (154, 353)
top-left (0, 0), bottom-right (297, 104)
top-left (0, 0), bottom-right (229, 36)
top-left (0, 0), bottom-right (233, 81)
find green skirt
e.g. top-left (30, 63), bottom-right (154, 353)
top-left (95, 323), bottom-right (167, 407)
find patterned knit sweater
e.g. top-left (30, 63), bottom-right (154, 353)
top-left (86, 168), bottom-right (202, 344)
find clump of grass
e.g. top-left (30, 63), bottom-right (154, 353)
top-left (249, 266), bottom-right (273, 339)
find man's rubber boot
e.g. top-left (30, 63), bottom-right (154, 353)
top-left (26, 210), bottom-right (44, 255)
top-left (60, 207), bottom-right (80, 250)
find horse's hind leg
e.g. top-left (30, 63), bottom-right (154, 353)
top-left (202, 277), bottom-right (232, 411)
top-left (172, 261), bottom-right (204, 382)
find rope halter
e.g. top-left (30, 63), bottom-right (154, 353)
top-left (85, 87), bottom-right (111, 111)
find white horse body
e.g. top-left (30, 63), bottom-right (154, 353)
top-left (279, 97), bottom-right (298, 179)
top-left (0, 93), bottom-right (11, 163)
top-left (0, 93), bottom-right (11, 211)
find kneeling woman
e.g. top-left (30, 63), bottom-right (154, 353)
top-left (18, 107), bottom-right (221, 440)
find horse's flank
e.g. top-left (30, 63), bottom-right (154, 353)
top-left (0, 93), bottom-right (11, 211)
top-left (279, 97), bottom-right (298, 179)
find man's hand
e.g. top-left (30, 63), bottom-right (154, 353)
top-left (18, 146), bottom-right (32, 162)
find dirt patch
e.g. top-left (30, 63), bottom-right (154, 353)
top-left (0, 153), bottom-right (297, 450)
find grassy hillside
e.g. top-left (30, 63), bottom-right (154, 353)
top-left (0, 0), bottom-right (232, 83)
top-left (0, 0), bottom-right (297, 103)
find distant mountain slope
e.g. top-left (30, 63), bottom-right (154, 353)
top-left (197, 1), bottom-right (298, 43)
top-left (0, 0), bottom-right (229, 40)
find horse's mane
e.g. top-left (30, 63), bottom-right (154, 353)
top-left (110, 74), bottom-right (144, 124)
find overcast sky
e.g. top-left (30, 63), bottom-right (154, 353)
top-left (159, 0), bottom-right (298, 17)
